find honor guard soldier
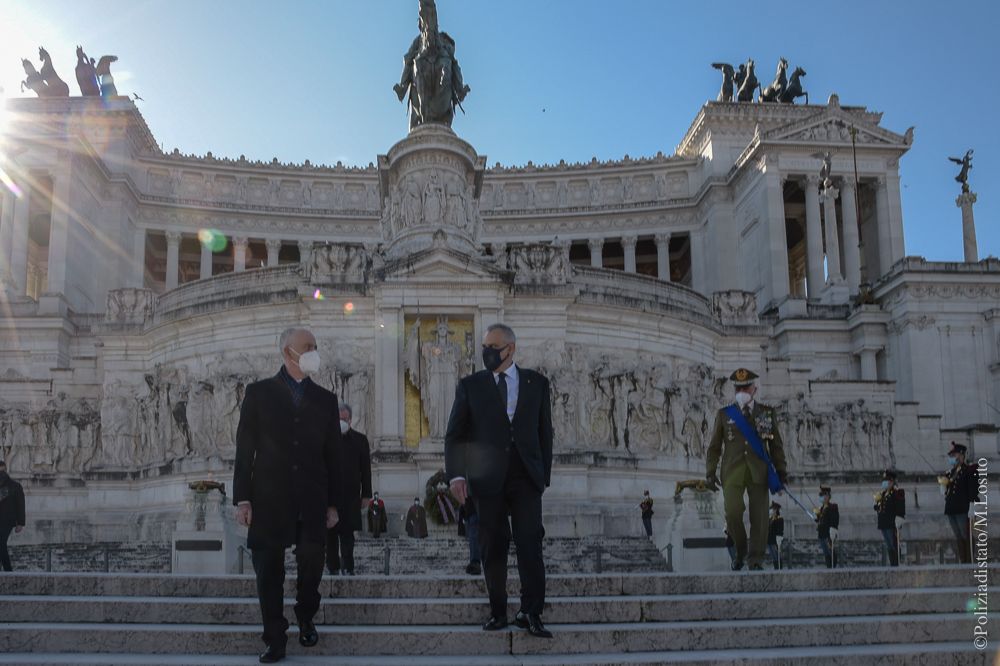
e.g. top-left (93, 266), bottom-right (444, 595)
top-left (767, 501), bottom-right (784, 570)
top-left (939, 442), bottom-right (978, 563)
top-left (874, 470), bottom-right (905, 566)
top-left (707, 368), bottom-right (788, 571)
top-left (815, 486), bottom-right (839, 568)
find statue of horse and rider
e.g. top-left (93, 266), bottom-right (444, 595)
top-left (712, 57), bottom-right (807, 104)
top-left (393, 0), bottom-right (471, 130)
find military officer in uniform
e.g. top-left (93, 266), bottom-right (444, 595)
top-left (815, 485), bottom-right (839, 568)
top-left (874, 469), bottom-right (905, 566)
top-left (707, 368), bottom-right (788, 571)
top-left (939, 442), bottom-right (978, 563)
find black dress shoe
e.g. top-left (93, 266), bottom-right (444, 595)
top-left (731, 559), bottom-right (744, 571)
top-left (465, 562), bottom-right (481, 575)
top-left (515, 611), bottom-right (552, 638)
top-left (297, 619), bottom-right (319, 647)
top-left (259, 644), bottom-right (286, 663)
top-left (749, 563), bottom-right (764, 571)
top-left (482, 615), bottom-right (508, 631)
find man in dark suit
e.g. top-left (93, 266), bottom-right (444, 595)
top-left (0, 460), bottom-right (26, 571)
top-left (445, 323), bottom-right (554, 638)
top-left (233, 327), bottom-right (343, 663)
top-left (326, 402), bottom-right (371, 576)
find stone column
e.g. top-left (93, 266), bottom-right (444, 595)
top-left (654, 232), bottom-right (671, 282)
top-left (265, 238), bottom-right (281, 267)
top-left (297, 239), bottom-right (313, 268)
top-left (376, 306), bottom-right (403, 449)
top-left (46, 166), bottom-right (72, 295)
top-left (233, 236), bottom-right (248, 272)
top-left (165, 231), bottom-right (181, 290)
top-left (839, 179), bottom-right (862, 295)
top-left (131, 226), bottom-right (146, 288)
top-left (0, 188), bottom-right (15, 285)
top-left (875, 177), bottom-right (892, 277)
top-left (621, 234), bottom-right (637, 273)
top-left (820, 186), bottom-right (842, 283)
top-left (956, 192), bottom-right (978, 262)
top-left (199, 238), bottom-right (212, 280)
top-left (803, 175), bottom-right (824, 298)
top-left (763, 168), bottom-right (790, 302)
top-left (860, 349), bottom-right (878, 381)
top-left (10, 183), bottom-right (31, 297)
top-left (588, 237), bottom-right (604, 268)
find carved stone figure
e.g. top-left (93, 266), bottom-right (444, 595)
top-left (509, 243), bottom-right (570, 285)
top-left (813, 151), bottom-right (834, 188)
top-left (20, 60), bottom-right (49, 97)
top-left (711, 62), bottom-right (736, 102)
top-left (948, 149), bottom-right (973, 193)
top-left (403, 178), bottom-right (422, 227)
top-left (712, 290), bottom-right (759, 326)
top-left (404, 316), bottom-right (464, 439)
top-left (106, 288), bottom-right (155, 326)
top-left (74, 46), bottom-right (100, 96)
top-left (759, 57), bottom-right (787, 103)
top-left (423, 173), bottom-right (445, 225)
top-left (394, 0), bottom-right (471, 130)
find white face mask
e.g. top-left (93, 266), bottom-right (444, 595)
top-left (734, 391), bottom-right (752, 407)
top-left (340, 419), bottom-right (350, 434)
top-left (290, 348), bottom-right (321, 375)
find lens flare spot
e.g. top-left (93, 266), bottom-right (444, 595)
top-left (197, 229), bottom-right (228, 253)
top-left (343, 301), bottom-right (355, 315)
top-left (0, 167), bottom-right (22, 198)
top-left (966, 597), bottom-right (979, 612)
top-left (313, 289), bottom-right (325, 301)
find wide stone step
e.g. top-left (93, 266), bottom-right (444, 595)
top-left (0, 587), bottom-right (982, 625)
top-left (0, 642), bottom-right (989, 665)
top-left (0, 614), bottom-right (982, 656)
top-left (0, 565), bottom-right (989, 599)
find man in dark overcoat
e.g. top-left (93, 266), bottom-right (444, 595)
top-left (326, 402), bottom-right (371, 575)
top-left (233, 327), bottom-right (343, 663)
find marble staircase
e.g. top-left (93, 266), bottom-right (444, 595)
top-left (0, 565), bottom-right (994, 664)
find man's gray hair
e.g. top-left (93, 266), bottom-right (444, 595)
top-left (339, 402), bottom-right (352, 419)
top-left (278, 327), bottom-right (310, 354)
top-left (486, 323), bottom-right (516, 343)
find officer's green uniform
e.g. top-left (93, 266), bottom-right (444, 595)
top-left (706, 369), bottom-right (788, 569)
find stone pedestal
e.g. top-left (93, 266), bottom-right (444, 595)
top-left (378, 124), bottom-right (486, 259)
top-left (956, 192), bottom-right (978, 262)
top-left (661, 489), bottom-right (729, 572)
top-left (171, 483), bottom-right (241, 574)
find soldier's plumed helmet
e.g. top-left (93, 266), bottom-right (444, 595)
top-left (948, 442), bottom-right (967, 456)
top-left (819, 485), bottom-right (832, 494)
top-left (730, 368), bottom-right (759, 388)
top-left (882, 469), bottom-right (897, 481)
top-left (770, 501), bottom-right (782, 510)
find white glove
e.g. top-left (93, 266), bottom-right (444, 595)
top-left (895, 516), bottom-right (904, 529)
top-left (829, 528), bottom-right (838, 541)
top-left (776, 535), bottom-right (784, 547)
top-left (939, 484), bottom-right (946, 496)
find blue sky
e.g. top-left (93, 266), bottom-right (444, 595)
top-left (2, 0), bottom-right (997, 261)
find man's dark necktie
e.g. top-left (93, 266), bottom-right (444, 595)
top-left (497, 371), bottom-right (508, 414)
top-left (743, 405), bottom-right (752, 422)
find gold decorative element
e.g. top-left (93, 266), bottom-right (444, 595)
top-left (403, 315), bottom-right (474, 447)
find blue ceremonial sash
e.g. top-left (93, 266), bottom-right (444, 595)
top-left (724, 404), bottom-right (783, 494)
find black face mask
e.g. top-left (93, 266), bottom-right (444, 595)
top-left (482, 345), bottom-right (507, 372)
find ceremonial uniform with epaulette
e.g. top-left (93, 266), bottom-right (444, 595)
top-left (874, 469), bottom-right (905, 566)
top-left (706, 368), bottom-right (788, 571)
top-left (940, 442), bottom-right (978, 563)
top-left (815, 485), bottom-right (839, 568)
